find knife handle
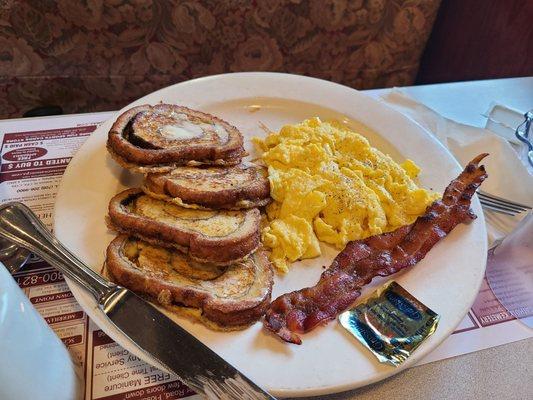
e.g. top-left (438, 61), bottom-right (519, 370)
top-left (0, 202), bottom-right (116, 300)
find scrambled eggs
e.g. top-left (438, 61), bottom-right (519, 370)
top-left (254, 118), bottom-right (440, 273)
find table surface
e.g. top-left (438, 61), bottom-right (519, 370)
top-left (313, 77), bottom-right (533, 400)
top-left (4, 76), bottom-right (532, 400)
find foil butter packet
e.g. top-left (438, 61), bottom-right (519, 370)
top-left (339, 281), bottom-right (440, 366)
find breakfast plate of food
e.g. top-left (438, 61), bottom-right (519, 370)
top-left (54, 72), bottom-right (488, 397)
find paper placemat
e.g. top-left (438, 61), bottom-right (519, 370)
top-left (1, 107), bottom-right (531, 399)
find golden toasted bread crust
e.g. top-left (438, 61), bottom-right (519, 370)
top-left (106, 236), bottom-right (273, 328)
top-left (107, 104), bottom-right (245, 170)
top-left (108, 188), bottom-right (260, 265)
top-left (143, 164), bottom-right (271, 210)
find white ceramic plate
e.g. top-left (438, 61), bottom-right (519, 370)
top-left (54, 73), bottom-right (487, 397)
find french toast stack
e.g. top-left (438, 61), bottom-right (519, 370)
top-left (105, 104), bottom-right (273, 329)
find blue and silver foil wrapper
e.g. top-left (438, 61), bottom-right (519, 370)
top-left (338, 281), bottom-right (440, 366)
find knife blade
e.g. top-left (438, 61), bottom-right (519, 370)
top-left (100, 287), bottom-right (276, 399)
top-left (0, 202), bottom-right (277, 400)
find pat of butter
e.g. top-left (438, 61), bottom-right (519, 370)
top-left (160, 123), bottom-right (205, 140)
top-left (339, 281), bottom-right (440, 366)
top-left (212, 123), bottom-right (229, 142)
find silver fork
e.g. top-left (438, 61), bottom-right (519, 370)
top-left (0, 236), bottom-right (31, 274)
top-left (478, 190), bottom-right (532, 216)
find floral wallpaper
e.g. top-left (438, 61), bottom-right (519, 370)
top-left (0, 0), bottom-right (440, 119)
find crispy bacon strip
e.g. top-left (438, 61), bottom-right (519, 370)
top-left (264, 154), bottom-right (489, 344)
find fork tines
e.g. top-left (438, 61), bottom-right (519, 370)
top-left (478, 190), bottom-right (532, 216)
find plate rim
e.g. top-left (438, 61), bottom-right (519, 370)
top-left (54, 72), bottom-right (488, 397)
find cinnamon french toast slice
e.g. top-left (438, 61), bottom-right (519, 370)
top-left (108, 189), bottom-right (260, 265)
top-left (143, 163), bottom-right (270, 210)
top-left (107, 104), bottom-right (245, 172)
top-left (106, 235), bottom-right (273, 329)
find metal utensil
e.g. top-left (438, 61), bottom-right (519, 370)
top-left (0, 236), bottom-right (31, 274)
top-left (0, 202), bottom-right (276, 400)
top-left (478, 191), bottom-right (532, 216)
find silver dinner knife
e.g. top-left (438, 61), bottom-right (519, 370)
top-left (0, 202), bottom-right (276, 400)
